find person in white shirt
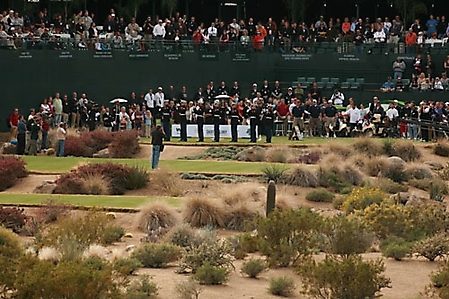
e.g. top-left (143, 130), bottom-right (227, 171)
top-left (374, 27), bottom-right (386, 43)
top-left (207, 22), bottom-right (218, 43)
top-left (344, 103), bottom-right (360, 131)
top-left (154, 87), bottom-right (165, 119)
top-left (330, 89), bottom-right (345, 106)
top-left (153, 19), bottom-right (166, 41)
top-left (434, 77), bottom-right (444, 91)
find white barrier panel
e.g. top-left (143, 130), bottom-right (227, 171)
top-left (171, 124), bottom-right (255, 138)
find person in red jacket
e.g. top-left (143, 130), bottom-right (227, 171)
top-left (253, 30), bottom-right (264, 51)
top-left (8, 108), bottom-right (19, 141)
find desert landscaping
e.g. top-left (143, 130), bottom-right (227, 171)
top-left (2, 131), bottom-right (449, 298)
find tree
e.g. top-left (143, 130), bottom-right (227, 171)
top-left (162, 0), bottom-right (178, 18)
top-left (283, 0), bottom-right (308, 22)
top-left (392, 0), bottom-right (428, 29)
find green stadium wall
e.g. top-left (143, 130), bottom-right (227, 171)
top-left (1, 49), bottom-right (448, 131)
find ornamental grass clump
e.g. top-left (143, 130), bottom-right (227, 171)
top-left (182, 197), bottom-right (225, 228)
top-left (138, 201), bottom-right (179, 234)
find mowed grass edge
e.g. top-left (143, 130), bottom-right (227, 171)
top-left (22, 156), bottom-right (269, 174)
top-left (0, 193), bottom-right (181, 209)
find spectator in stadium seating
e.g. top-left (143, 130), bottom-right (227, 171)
top-left (104, 14), bottom-right (116, 39)
top-left (380, 77), bottom-right (395, 92)
top-left (443, 55), bottom-right (449, 74)
top-left (392, 57), bottom-right (406, 79)
top-left (294, 83), bottom-right (304, 101)
top-left (88, 22), bottom-right (99, 39)
top-left (426, 15), bottom-right (438, 36)
top-left (425, 54), bottom-right (435, 77)
top-left (74, 17), bottom-right (84, 43)
top-left (440, 72), bottom-right (449, 90)
top-left (395, 77), bottom-right (405, 92)
top-left (352, 29), bottom-right (365, 54)
top-left (276, 98), bottom-right (289, 135)
top-left (330, 89), bottom-right (345, 106)
top-left (405, 28), bottom-right (418, 54)
top-left (434, 77), bottom-right (445, 91)
top-left (373, 26), bottom-right (386, 43)
top-left (127, 17), bottom-right (140, 42)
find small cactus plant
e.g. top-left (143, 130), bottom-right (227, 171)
top-left (266, 180), bottom-right (276, 217)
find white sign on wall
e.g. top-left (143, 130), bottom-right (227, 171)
top-left (171, 124), bottom-right (255, 138)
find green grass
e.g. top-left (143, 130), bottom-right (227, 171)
top-left (0, 193), bottom-right (181, 209)
top-left (22, 156), bottom-right (270, 174)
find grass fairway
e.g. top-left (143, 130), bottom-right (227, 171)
top-left (22, 156), bottom-right (269, 174)
top-left (0, 193), bottom-right (182, 209)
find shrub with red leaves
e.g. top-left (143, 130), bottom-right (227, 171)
top-left (54, 162), bottom-right (148, 195)
top-left (0, 207), bottom-right (28, 233)
top-left (109, 130), bottom-right (140, 158)
top-left (64, 136), bottom-right (94, 157)
top-left (0, 155), bottom-right (28, 191)
top-left (85, 130), bottom-right (114, 152)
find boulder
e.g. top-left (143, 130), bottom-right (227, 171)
top-left (424, 161), bottom-right (444, 171)
top-left (33, 180), bottom-right (57, 194)
top-left (93, 148), bottom-right (110, 158)
top-left (1, 142), bottom-right (17, 155)
top-left (387, 156), bottom-right (406, 169)
top-left (235, 146), bottom-right (265, 162)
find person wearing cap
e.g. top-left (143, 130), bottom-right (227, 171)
top-left (330, 89), bottom-right (345, 106)
top-left (154, 87), bottom-right (165, 120)
top-left (153, 19), bottom-right (166, 42)
top-left (380, 77), bottom-right (395, 93)
top-left (177, 100), bottom-right (188, 142)
top-left (249, 83), bottom-right (259, 99)
top-left (307, 99), bottom-right (321, 137)
top-left (263, 105), bottom-right (275, 143)
top-left (161, 100), bottom-right (172, 141)
top-left (230, 102), bottom-right (242, 142)
top-left (248, 104), bottom-right (259, 143)
top-left (195, 99), bottom-right (205, 142)
top-left (28, 116), bottom-right (40, 156)
top-left (407, 102), bottom-right (419, 140)
top-left (284, 87), bottom-right (295, 103)
top-left (419, 101), bottom-right (432, 142)
top-left (288, 99), bottom-right (305, 140)
top-left (212, 100), bottom-right (221, 142)
top-left (271, 80), bottom-right (282, 100)
top-left (324, 100), bottom-right (338, 138)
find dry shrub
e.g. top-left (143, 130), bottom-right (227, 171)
top-left (235, 147), bottom-right (266, 162)
top-left (352, 138), bottom-right (383, 157)
top-left (376, 178), bottom-right (408, 194)
top-left (321, 153), bottom-right (344, 165)
top-left (349, 153), bottom-right (367, 169)
top-left (405, 163), bottom-right (434, 180)
top-left (434, 142), bottom-right (449, 157)
top-left (150, 169), bottom-right (185, 197)
top-left (364, 158), bottom-right (390, 177)
top-left (108, 130), bottom-right (140, 158)
top-left (325, 142), bottom-right (353, 158)
top-left (225, 201), bottom-right (259, 231)
top-left (266, 147), bottom-right (290, 163)
top-left (38, 246), bottom-right (61, 262)
top-left (138, 201), bottom-right (179, 234)
top-left (183, 197), bottom-right (225, 228)
top-left (283, 165), bottom-right (319, 187)
top-left (83, 244), bottom-right (110, 259)
top-left (380, 158), bottom-right (407, 183)
top-left (389, 140), bottom-right (421, 162)
top-left (220, 183), bottom-right (265, 206)
top-left (319, 162), bottom-right (364, 187)
top-left (80, 172), bottom-right (111, 195)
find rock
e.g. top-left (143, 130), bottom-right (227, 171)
top-left (387, 156), bottom-right (406, 169)
top-left (33, 180), bottom-right (57, 194)
top-left (235, 147), bottom-right (265, 162)
top-left (106, 212), bottom-right (116, 219)
top-left (424, 161), bottom-right (444, 171)
top-left (125, 245), bottom-right (136, 252)
top-left (1, 142), bottom-right (17, 154)
top-left (404, 194), bottom-right (426, 206)
top-left (391, 192), bottom-right (417, 205)
top-left (93, 148), bottom-right (110, 158)
top-left (46, 148), bottom-right (55, 155)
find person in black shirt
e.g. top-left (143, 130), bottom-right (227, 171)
top-left (308, 99), bottom-right (321, 136)
top-left (212, 101), bottom-right (221, 142)
top-left (195, 99), bottom-right (205, 142)
top-left (204, 103), bottom-right (213, 124)
top-left (324, 100), bottom-right (338, 138)
top-left (289, 99), bottom-right (305, 140)
top-left (248, 104), bottom-right (258, 143)
top-left (264, 105), bottom-right (275, 143)
top-left (161, 100), bottom-right (172, 141)
top-left (229, 103), bottom-right (241, 142)
top-left (178, 100), bottom-right (188, 142)
top-left (151, 125), bottom-right (165, 170)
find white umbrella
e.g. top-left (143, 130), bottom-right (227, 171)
top-left (215, 94), bottom-right (230, 99)
top-left (110, 98), bottom-right (128, 104)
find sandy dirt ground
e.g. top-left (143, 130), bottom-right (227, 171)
top-left (6, 142), bottom-right (449, 298)
top-left (135, 144), bottom-right (205, 160)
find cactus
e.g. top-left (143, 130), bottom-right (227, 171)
top-left (266, 180), bottom-right (276, 217)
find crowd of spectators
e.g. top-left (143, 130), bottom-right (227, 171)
top-left (9, 77), bottom-right (449, 153)
top-left (380, 53), bottom-right (449, 93)
top-left (1, 7), bottom-right (449, 53)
